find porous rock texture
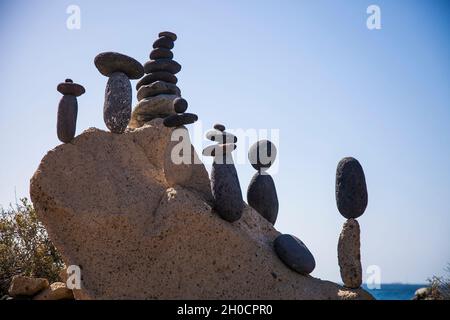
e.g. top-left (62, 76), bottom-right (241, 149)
top-left (338, 219), bottom-right (363, 289)
top-left (30, 119), bottom-right (372, 300)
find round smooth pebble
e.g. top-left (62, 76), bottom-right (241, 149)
top-left (158, 31), bottom-right (177, 41)
top-left (247, 172), bottom-right (279, 225)
top-left (202, 143), bottom-right (236, 157)
top-left (144, 59), bottom-right (181, 74)
top-left (214, 123), bottom-right (226, 132)
top-left (153, 36), bottom-right (174, 49)
top-left (173, 97), bottom-right (188, 113)
top-left (136, 72), bottom-right (178, 90)
top-left (335, 157), bottom-right (368, 219)
top-left (274, 234), bottom-right (316, 275)
top-left (103, 72), bottom-right (132, 133)
top-left (150, 48), bottom-right (173, 60)
top-left (57, 81), bottom-right (85, 97)
top-left (248, 140), bottom-right (277, 171)
top-left (205, 130), bottom-right (237, 143)
top-left (94, 52), bottom-right (144, 79)
top-left (163, 113), bottom-right (198, 127)
top-left (57, 95), bottom-right (78, 143)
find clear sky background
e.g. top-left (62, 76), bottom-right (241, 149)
top-left (0, 0), bottom-right (449, 284)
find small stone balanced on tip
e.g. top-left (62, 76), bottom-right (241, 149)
top-left (247, 140), bottom-right (279, 225)
top-left (163, 97), bottom-right (198, 127)
top-left (56, 79), bottom-right (85, 143)
top-left (94, 52), bottom-right (144, 133)
top-left (202, 124), bottom-right (243, 222)
top-left (335, 157), bottom-right (368, 289)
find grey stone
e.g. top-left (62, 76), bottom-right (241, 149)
top-left (163, 113), bottom-right (198, 127)
top-left (57, 95), bottom-right (78, 143)
top-left (248, 140), bottom-right (277, 171)
top-left (158, 31), bottom-right (177, 41)
top-left (136, 72), bottom-right (178, 90)
top-left (153, 36), bottom-right (175, 49)
top-left (137, 81), bottom-right (181, 101)
top-left (150, 48), bottom-right (174, 60)
top-left (57, 80), bottom-right (85, 97)
top-left (129, 94), bottom-right (178, 128)
top-left (274, 234), bottom-right (316, 275)
top-left (94, 52), bottom-right (144, 79)
top-left (335, 157), bottom-right (368, 219)
top-left (205, 129), bottom-right (237, 143)
top-left (173, 97), bottom-right (188, 113)
top-left (247, 172), bottom-right (279, 225)
top-left (338, 219), bottom-right (362, 288)
top-left (103, 72), bottom-right (132, 134)
top-left (144, 59), bottom-right (181, 74)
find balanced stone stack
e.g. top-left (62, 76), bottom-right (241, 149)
top-left (335, 157), bottom-right (368, 288)
top-left (130, 31), bottom-right (182, 128)
top-left (56, 79), bottom-right (85, 143)
top-left (94, 52), bottom-right (144, 133)
top-left (247, 140), bottom-right (279, 225)
top-left (163, 97), bottom-right (198, 127)
top-left (202, 124), bottom-right (243, 222)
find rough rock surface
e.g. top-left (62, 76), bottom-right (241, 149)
top-left (30, 120), bottom-right (372, 300)
top-left (338, 219), bottom-right (362, 288)
top-left (103, 72), bottom-right (132, 134)
top-left (33, 282), bottom-right (74, 300)
top-left (8, 276), bottom-right (49, 297)
top-left (129, 94), bottom-right (178, 128)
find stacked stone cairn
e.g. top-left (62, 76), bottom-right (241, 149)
top-left (94, 52), bottom-right (144, 133)
top-left (131, 31), bottom-right (183, 128)
top-left (247, 140), bottom-right (279, 225)
top-left (202, 124), bottom-right (243, 222)
top-left (335, 157), bottom-right (368, 288)
top-left (163, 97), bottom-right (198, 127)
top-left (56, 79), bottom-right (85, 143)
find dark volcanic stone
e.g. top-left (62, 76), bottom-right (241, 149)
top-left (65, 79), bottom-right (73, 83)
top-left (211, 161), bottom-right (244, 222)
top-left (205, 129), bottom-right (237, 144)
top-left (94, 52), bottom-right (144, 79)
top-left (150, 48), bottom-right (174, 60)
top-left (57, 82), bottom-right (85, 97)
top-left (144, 59), bottom-right (181, 74)
top-left (214, 123), bottom-right (226, 132)
top-left (247, 172), bottom-right (279, 224)
top-left (57, 95), bottom-right (78, 143)
top-left (103, 72), bottom-right (132, 133)
top-left (153, 36), bottom-right (174, 49)
top-left (173, 97), bottom-right (188, 113)
top-left (158, 31), bottom-right (177, 41)
top-left (274, 234), bottom-right (316, 275)
top-left (335, 157), bottom-right (368, 219)
top-left (248, 140), bottom-right (277, 171)
top-left (136, 72), bottom-right (178, 90)
top-left (163, 113), bottom-right (198, 127)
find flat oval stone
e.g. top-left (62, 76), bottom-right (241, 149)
top-left (144, 59), bottom-right (181, 74)
top-left (150, 48), bottom-right (173, 60)
top-left (173, 97), bottom-right (188, 113)
top-left (205, 130), bottom-right (237, 143)
top-left (335, 157), bottom-right (368, 219)
top-left (158, 31), bottom-right (177, 41)
top-left (153, 36), bottom-right (174, 49)
top-left (214, 123), bottom-right (226, 132)
top-left (57, 95), bottom-right (78, 143)
top-left (136, 72), bottom-right (178, 90)
top-left (163, 113), bottom-right (198, 127)
top-left (247, 172), bottom-right (279, 224)
top-left (274, 234), bottom-right (316, 275)
top-left (202, 143), bottom-right (236, 157)
top-left (94, 52), bottom-right (144, 79)
top-left (57, 82), bottom-right (85, 97)
top-left (248, 140), bottom-right (277, 171)
top-left (130, 94), bottom-right (178, 128)
top-left (211, 161), bottom-right (244, 222)
top-left (137, 81), bottom-right (181, 101)
top-left (103, 72), bottom-right (132, 133)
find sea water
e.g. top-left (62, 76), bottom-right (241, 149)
top-left (363, 283), bottom-right (426, 300)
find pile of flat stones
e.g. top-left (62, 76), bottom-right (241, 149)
top-left (131, 31), bottom-right (182, 128)
top-left (335, 157), bottom-right (368, 288)
top-left (56, 79), bottom-right (85, 143)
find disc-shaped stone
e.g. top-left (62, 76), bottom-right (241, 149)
top-left (163, 113), bottom-right (198, 127)
top-left (57, 82), bottom-right (85, 97)
top-left (150, 48), bottom-right (173, 60)
top-left (136, 72), bottom-right (178, 90)
top-left (202, 143), bottom-right (236, 157)
top-left (153, 36), bottom-right (174, 49)
top-left (94, 52), bottom-right (144, 79)
top-left (137, 81), bottom-right (181, 101)
top-left (144, 59), bottom-right (181, 74)
top-left (205, 130), bottom-right (237, 143)
top-left (158, 31), bottom-right (177, 41)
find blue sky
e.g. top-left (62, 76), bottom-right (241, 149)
top-left (0, 0), bottom-right (449, 284)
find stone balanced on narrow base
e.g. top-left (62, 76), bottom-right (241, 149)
top-left (203, 124), bottom-right (243, 222)
top-left (336, 157), bottom-right (368, 288)
top-left (56, 79), bottom-right (85, 143)
top-left (163, 97), bottom-right (198, 127)
top-left (247, 140), bottom-right (279, 225)
top-left (94, 52), bottom-right (144, 133)
top-left (130, 31), bottom-right (182, 128)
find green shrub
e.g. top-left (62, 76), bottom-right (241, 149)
top-left (428, 264), bottom-right (450, 300)
top-left (0, 198), bottom-right (63, 297)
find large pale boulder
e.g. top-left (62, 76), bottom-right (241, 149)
top-left (33, 282), bottom-right (74, 300)
top-left (30, 120), bottom-right (372, 300)
top-left (8, 275), bottom-right (49, 297)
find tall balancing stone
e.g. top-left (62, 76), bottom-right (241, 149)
top-left (247, 140), bottom-right (279, 225)
top-left (94, 52), bottom-right (144, 133)
top-left (56, 79), bottom-right (85, 143)
top-left (203, 124), bottom-right (243, 222)
top-left (335, 157), bottom-right (368, 288)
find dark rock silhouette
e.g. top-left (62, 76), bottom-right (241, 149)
top-left (56, 79), bottom-right (85, 143)
top-left (274, 234), bottom-right (316, 275)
